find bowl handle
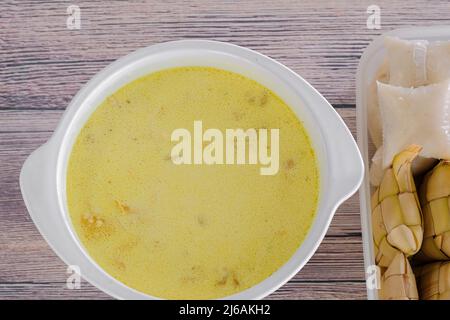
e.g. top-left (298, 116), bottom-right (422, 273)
top-left (325, 112), bottom-right (364, 207)
top-left (20, 142), bottom-right (63, 239)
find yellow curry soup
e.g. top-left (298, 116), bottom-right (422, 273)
top-left (67, 67), bottom-right (319, 299)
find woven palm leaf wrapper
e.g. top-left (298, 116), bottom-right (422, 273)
top-left (416, 261), bottom-right (450, 300)
top-left (379, 252), bottom-right (419, 300)
top-left (416, 160), bottom-right (450, 261)
top-left (371, 145), bottom-right (424, 268)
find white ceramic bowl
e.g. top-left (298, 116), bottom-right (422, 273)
top-left (20, 40), bottom-right (363, 299)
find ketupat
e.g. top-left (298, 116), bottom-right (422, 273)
top-left (372, 145), bottom-right (424, 267)
top-left (417, 160), bottom-right (450, 261)
top-left (416, 261), bottom-right (450, 300)
top-left (379, 252), bottom-right (418, 300)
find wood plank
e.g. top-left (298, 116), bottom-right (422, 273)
top-left (2, 0), bottom-right (449, 110)
top-left (0, 281), bottom-right (365, 300)
top-left (0, 283), bottom-right (110, 300)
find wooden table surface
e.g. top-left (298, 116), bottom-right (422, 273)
top-left (1, 0), bottom-right (448, 300)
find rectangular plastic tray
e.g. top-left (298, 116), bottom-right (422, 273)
top-left (356, 26), bottom-right (450, 300)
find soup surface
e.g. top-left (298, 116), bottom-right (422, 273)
top-left (67, 67), bottom-right (319, 299)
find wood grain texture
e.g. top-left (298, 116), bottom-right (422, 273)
top-left (1, 0), bottom-right (449, 300)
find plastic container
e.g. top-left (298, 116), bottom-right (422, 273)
top-left (21, 40), bottom-right (364, 299)
top-left (356, 26), bottom-right (450, 300)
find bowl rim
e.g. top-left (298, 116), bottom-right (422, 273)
top-left (20, 39), bottom-right (364, 299)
